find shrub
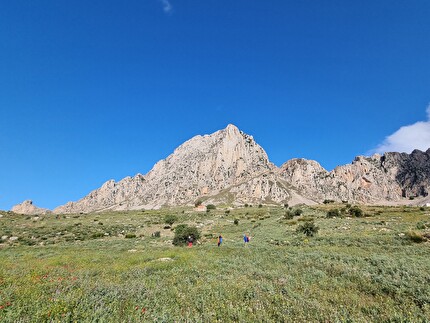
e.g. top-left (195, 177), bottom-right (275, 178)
top-left (152, 231), bottom-right (161, 238)
top-left (194, 200), bottom-right (202, 207)
top-left (225, 210), bottom-right (230, 214)
top-left (125, 233), bottom-right (136, 239)
top-left (258, 204), bottom-right (263, 208)
top-left (294, 208), bottom-right (303, 216)
top-left (349, 206), bottom-right (364, 217)
top-left (92, 232), bottom-right (104, 239)
top-left (296, 221), bottom-right (319, 237)
top-left (234, 219), bottom-right (239, 225)
top-left (284, 203), bottom-right (289, 208)
top-left (284, 210), bottom-right (294, 220)
top-left (164, 214), bottom-right (178, 226)
top-left (326, 208), bottom-right (340, 218)
top-left (323, 199), bottom-right (335, 204)
top-left (405, 231), bottom-right (425, 243)
top-left (172, 225), bottom-right (200, 246)
top-left (206, 204), bottom-right (216, 210)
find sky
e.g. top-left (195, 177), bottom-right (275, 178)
top-left (1, 0), bottom-right (429, 211)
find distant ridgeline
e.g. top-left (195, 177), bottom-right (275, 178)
top-left (12, 124), bottom-right (430, 214)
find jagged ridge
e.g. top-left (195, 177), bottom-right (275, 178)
top-left (11, 125), bottom-right (430, 214)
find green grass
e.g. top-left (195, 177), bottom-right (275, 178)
top-left (0, 205), bottom-right (429, 321)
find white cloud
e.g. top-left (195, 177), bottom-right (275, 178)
top-left (159, 0), bottom-right (173, 14)
top-left (373, 104), bottom-right (430, 154)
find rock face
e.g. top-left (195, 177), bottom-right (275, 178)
top-left (53, 124), bottom-right (278, 213)
top-left (12, 125), bottom-right (430, 214)
top-left (11, 200), bottom-right (52, 215)
top-left (279, 149), bottom-right (430, 204)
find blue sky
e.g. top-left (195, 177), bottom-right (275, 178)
top-left (1, 0), bottom-right (429, 210)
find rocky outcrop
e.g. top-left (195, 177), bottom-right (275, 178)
top-left (278, 150), bottom-right (430, 204)
top-left (11, 200), bottom-right (52, 215)
top-left (383, 149), bottom-right (430, 198)
top-left (13, 125), bottom-right (430, 214)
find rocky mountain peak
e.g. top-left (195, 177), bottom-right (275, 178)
top-left (52, 124), bottom-right (275, 213)
top-left (12, 200), bottom-right (51, 215)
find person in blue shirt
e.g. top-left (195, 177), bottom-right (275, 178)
top-left (243, 233), bottom-right (250, 245)
top-left (217, 235), bottom-right (223, 247)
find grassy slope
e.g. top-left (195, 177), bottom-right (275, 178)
top-left (0, 205), bottom-right (429, 322)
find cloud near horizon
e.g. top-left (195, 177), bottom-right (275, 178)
top-left (159, 0), bottom-right (173, 14)
top-left (372, 104), bottom-right (430, 154)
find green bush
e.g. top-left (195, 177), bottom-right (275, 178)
top-left (172, 224), bottom-right (200, 246)
top-left (152, 231), bottom-right (161, 238)
top-left (296, 221), bottom-right (319, 237)
top-left (125, 233), bottom-right (136, 239)
top-left (323, 199), bottom-right (335, 204)
top-left (349, 206), bottom-right (364, 217)
top-left (326, 208), bottom-right (340, 218)
top-left (234, 219), bottom-right (239, 225)
top-left (284, 210), bottom-right (294, 220)
top-left (164, 214), bottom-right (178, 226)
top-left (405, 231), bottom-right (425, 243)
top-left (294, 208), bottom-right (303, 216)
top-left (206, 204), bottom-right (216, 210)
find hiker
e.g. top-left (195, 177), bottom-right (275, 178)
top-left (243, 233), bottom-right (250, 246)
top-left (187, 235), bottom-right (194, 247)
top-left (217, 235), bottom-right (223, 247)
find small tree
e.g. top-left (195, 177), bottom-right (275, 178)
top-left (164, 214), bottom-right (178, 226)
top-left (173, 224), bottom-right (201, 246)
top-left (296, 221), bottom-right (319, 237)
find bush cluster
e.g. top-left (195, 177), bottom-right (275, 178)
top-left (326, 208), bottom-right (340, 218)
top-left (173, 224), bottom-right (200, 246)
top-left (285, 208), bottom-right (303, 219)
top-left (164, 214), bottom-right (178, 226)
top-left (206, 204), bottom-right (216, 210)
top-left (296, 221), bottom-right (319, 237)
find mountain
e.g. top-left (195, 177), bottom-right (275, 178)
top-left (11, 200), bottom-right (52, 215)
top-left (12, 125), bottom-right (430, 214)
top-left (53, 124), bottom-right (281, 213)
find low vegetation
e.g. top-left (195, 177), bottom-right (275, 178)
top-left (0, 204), bottom-right (429, 321)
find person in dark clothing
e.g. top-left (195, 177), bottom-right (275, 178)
top-left (187, 235), bottom-right (194, 247)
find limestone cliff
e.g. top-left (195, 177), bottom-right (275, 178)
top-left (53, 124), bottom-right (276, 213)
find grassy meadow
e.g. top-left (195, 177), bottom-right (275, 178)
top-left (0, 204), bottom-right (429, 322)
